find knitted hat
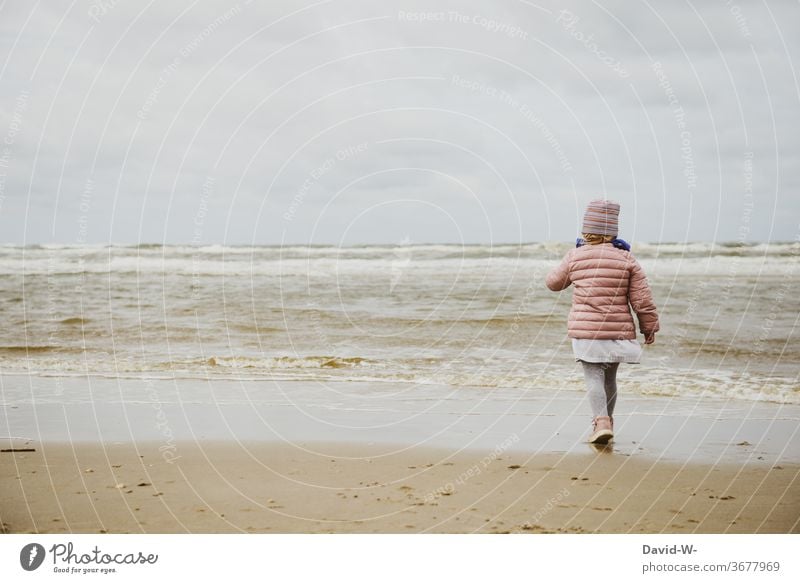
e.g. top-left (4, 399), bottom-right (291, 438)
top-left (582, 199), bottom-right (620, 237)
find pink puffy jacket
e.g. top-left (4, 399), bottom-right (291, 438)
top-left (545, 243), bottom-right (660, 340)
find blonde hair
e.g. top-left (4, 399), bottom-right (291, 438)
top-left (583, 233), bottom-right (615, 245)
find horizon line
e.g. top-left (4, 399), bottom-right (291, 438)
top-left (1, 239), bottom-right (797, 248)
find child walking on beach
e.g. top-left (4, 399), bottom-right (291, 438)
top-left (546, 199), bottom-right (660, 444)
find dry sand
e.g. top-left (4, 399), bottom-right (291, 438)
top-left (2, 440), bottom-right (797, 534)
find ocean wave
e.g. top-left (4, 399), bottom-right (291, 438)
top-left (0, 345), bottom-right (68, 354)
top-left (59, 317), bottom-right (90, 325)
top-left (0, 253), bottom-right (793, 277)
top-left (0, 240), bottom-right (797, 265)
top-left (3, 354), bottom-right (797, 405)
top-left (204, 355), bottom-right (372, 369)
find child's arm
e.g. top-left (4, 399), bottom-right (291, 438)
top-left (628, 257), bottom-right (660, 338)
top-left (545, 251), bottom-right (573, 291)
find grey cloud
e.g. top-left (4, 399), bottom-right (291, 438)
top-left (0, 0), bottom-right (797, 244)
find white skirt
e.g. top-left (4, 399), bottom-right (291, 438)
top-left (572, 338), bottom-right (642, 364)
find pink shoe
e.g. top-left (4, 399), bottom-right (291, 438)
top-left (590, 416), bottom-right (614, 444)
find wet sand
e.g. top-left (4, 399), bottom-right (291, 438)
top-left (2, 439), bottom-right (797, 534)
top-left (3, 375), bottom-right (800, 465)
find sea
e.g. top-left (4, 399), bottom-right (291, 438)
top-left (1, 241), bottom-right (798, 406)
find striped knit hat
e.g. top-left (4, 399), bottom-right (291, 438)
top-left (582, 199), bottom-right (620, 237)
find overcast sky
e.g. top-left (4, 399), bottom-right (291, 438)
top-left (0, 0), bottom-right (798, 245)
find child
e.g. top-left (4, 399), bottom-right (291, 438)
top-left (545, 199), bottom-right (660, 444)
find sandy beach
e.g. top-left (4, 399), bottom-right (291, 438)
top-left (2, 372), bottom-right (799, 534)
top-left (0, 400), bottom-right (800, 533)
top-left (2, 437), bottom-right (797, 534)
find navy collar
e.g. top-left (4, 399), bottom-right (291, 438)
top-left (576, 237), bottom-right (631, 251)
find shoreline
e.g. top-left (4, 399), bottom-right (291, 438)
top-left (2, 440), bottom-right (797, 534)
top-left (3, 375), bottom-right (799, 465)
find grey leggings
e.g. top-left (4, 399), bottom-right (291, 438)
top-left (580, 361), bottom-right (619, 418)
